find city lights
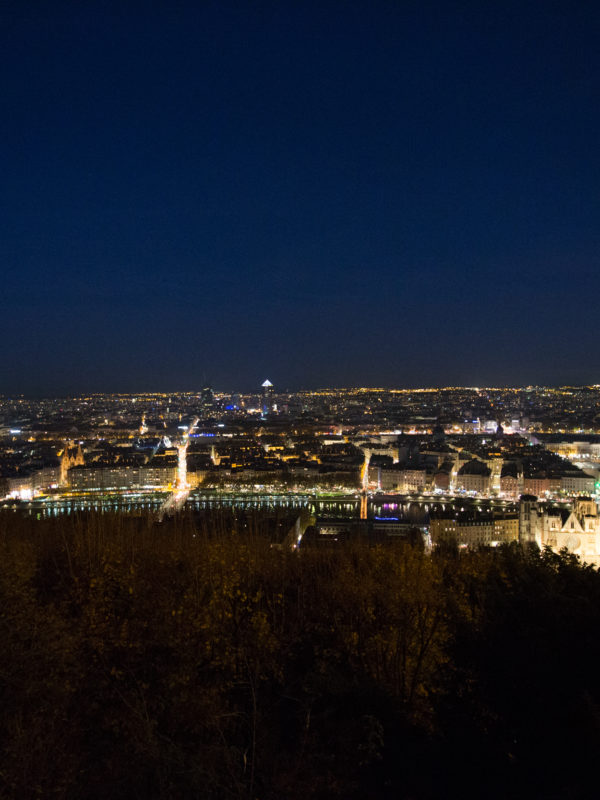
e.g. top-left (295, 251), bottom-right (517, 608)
top-left (2, 383), bottom-right (600, 560)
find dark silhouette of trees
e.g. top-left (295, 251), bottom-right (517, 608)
top-left (1, 512), bottom-right (600, 798)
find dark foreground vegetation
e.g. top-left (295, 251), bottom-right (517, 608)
top-left (2, 512), bottom-right (600, 799)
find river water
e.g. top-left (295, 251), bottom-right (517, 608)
top-left (1, 489), bottom-right (518, 522)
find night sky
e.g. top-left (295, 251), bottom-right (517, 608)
top-left (2, 2), bottom-right (599, 395)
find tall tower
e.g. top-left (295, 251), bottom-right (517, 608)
top-left (261, 379), bottom-right (273, 416)
top-left (519, 495), bottom-right (542, 547)
top-left (60, 441), bottom-right (84, 485)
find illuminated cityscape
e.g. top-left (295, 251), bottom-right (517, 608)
top-left (4, 383), bottom-right (600, 559)
top-left (3, 2), bottom-right (600, 797)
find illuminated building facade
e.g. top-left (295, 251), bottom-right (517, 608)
top-left (430, 515), bottom-right (519, 548)
top-left (68, 464), bottom-right (177, 490)
top-left (519, 495), bottom-right (600, 564)
top-left (261, 379), bottom-right (273, 416)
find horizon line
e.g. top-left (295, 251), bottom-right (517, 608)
top-left (2, 383), bottom-right (599, 399)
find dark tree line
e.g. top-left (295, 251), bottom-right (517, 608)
top-left (1, 511), bottom-right (599, 798)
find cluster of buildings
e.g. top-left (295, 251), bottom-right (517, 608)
top-left (2, 382), bottom-right (600, 562)
top-left (2, 382), bottom-right (600, 500)
top-left (426, 494), bottom-right (600, 566)
top-left (365, 428), bottom-right (596, 499)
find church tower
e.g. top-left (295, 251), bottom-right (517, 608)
top-left (519, 495), bottom-right (542, 547)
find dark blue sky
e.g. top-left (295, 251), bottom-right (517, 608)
top-left (2, 1), bottom-right (599, 394)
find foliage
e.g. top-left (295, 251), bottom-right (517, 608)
top-left (1, 513), bottom-right (600, 798)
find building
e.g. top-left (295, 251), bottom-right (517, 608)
top-left (433, 463), bottom-right (451, 491)
top-left (60, 442), bottom-right (85, 484)
top-left (377, 466), bottom-right (428, 493)
top-left (560, 472), bottom-right (595, 495)
top-left (549, 440), bottom-right (600, 461)
top-left (68, 464), bottom-right (177, 491)
top-left (523, 475), bottom-right (551, 497)
top-left (500, 462), bottom-right (522, 499)
top-left (551, 497), bottom-right (600, 561)
top-left (261, 379), bottom-right (274, 416)
top-left (430, 513), bottom-right (519, 548)
top-left (518, 495), bottom-right (600, 564)
top-left (379, 466), bottom-right (402, 491)
top-left (518, 494), bottom-right (542, 546)
top-left (456, 459), bottom-right (491, 494)
top-left (399, 468), bottom-right (428, 493)
top-left (5, 464), bottom-right (61, 497)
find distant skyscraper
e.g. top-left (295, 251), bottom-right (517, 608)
top-left (261, 379), bottom-right (273, 416)
top-left (200, 386), bottom-right (213, 405)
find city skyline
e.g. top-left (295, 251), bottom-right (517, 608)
top-left (4, 380), bottom-right (600, 400)
top-left (2, 3), bottom-right (599, 394)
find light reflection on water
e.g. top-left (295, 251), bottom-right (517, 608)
top-left (2, 490), bottom-right (517, 522)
